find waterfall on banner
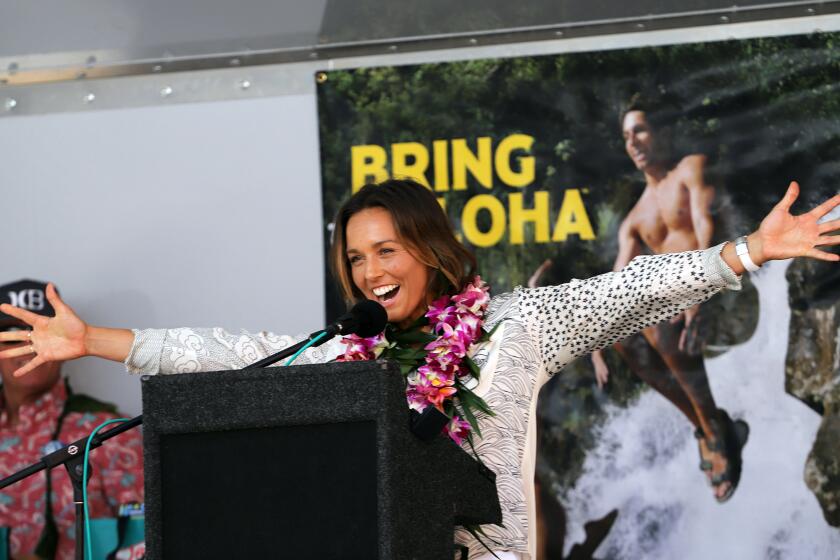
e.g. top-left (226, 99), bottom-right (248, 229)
top-left (562, 260), bottom-right (840, 560)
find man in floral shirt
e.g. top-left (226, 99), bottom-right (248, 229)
top-left (0, 280), bottom-right (144, 560)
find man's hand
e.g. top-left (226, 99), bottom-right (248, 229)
top-left (676, 305), bottom-right (701, 353)
top-left (528, 259), bottom-right (553, 289)
top-left (592, 350), bottom-right (610, 389)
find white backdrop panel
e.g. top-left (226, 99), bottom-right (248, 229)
top-left (0, 94), bottom-right (325, 415)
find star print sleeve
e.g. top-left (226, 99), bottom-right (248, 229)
top-left (517, 243), bottom-right (741, 374)
top-left (125, 327), bottom-right (343, 374)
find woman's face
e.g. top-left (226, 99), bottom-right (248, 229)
top-left (345, 207), bottom-right (432, 328)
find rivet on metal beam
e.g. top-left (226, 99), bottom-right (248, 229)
top-left (468, 38), bottom-right (478, 45)
top-left (4, 98), bottom-right (17, 111)
top-left (636, 23), bottom-right (645, 30)
top-left (230, 58), bottom-right (241, 66)
top-left (152, 65), bottom-right (163, 73)
top-left (160, 86), bottom-right (173, 98)
top-left (388, 45), bottom-right (398, 52)
top-left (720, 15), bottom-right (730, 22)
top-left (807, 8), bottom-right (816, 14)
top-left (555, 31), bottom-right (564, 37)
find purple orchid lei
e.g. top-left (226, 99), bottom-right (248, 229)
top-left (336, 276), bottom-right (493, 445)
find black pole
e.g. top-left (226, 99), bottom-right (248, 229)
top-left (75, 502), bottom-right (84, 560)
top-left (64, 456), bottom-right (88, 560)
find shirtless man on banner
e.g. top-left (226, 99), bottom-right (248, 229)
top-left (591, 95), bottom-right (748, 503)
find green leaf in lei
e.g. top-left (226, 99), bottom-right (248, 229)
top-left (379, 316), bottom-right (498, 443)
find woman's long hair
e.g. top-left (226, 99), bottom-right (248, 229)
top-left (330, 178), bottom-right (477, 307)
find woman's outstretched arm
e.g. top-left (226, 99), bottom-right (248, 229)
top-left (519, 181), bottom-right (839, 374)
top-left (0, 284), bottom-right (334, 377)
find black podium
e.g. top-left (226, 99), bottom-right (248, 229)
top-left (141, 360), bottom-right (501, 559)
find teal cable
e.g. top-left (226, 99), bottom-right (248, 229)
top-left (284, 331), bottom-right (328, 366)
top-left (83, 418), bottom-right (129, 560)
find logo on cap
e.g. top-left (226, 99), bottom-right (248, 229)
top-left (0, 279), bottom-right (57, 330)
top-left (7, 288), bottom-right (46, 312)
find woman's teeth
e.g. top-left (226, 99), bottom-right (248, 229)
top-left (373, 284), bottom-right (400, 300)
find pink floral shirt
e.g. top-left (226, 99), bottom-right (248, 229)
top-left (0, 382), bottom-right (144, 560)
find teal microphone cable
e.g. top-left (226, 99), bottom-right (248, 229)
top-left (285, 331), bottom-right (328, 366)
top-left (82, 418), bottom-right (130, 560)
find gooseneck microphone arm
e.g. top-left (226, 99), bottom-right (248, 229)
top-left (245, 337), bottom-right (315, 369)
top-left (245, 299), bottom-right (388, 369)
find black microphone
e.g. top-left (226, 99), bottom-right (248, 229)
top-left (245, 300), bottom-right (387, 369)
top-left (322, 300), bottom-right (388, 339)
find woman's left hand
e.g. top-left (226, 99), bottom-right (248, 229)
top-left (749, 181), bottom-right (840, 265)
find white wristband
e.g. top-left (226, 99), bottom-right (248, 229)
top-left (734, 236), bottom-right (760, 272)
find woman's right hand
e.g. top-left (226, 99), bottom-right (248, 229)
top-left (0, 283), bottom-right (89, 376)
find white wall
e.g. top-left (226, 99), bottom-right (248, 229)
top-left (0, 93), bottom-right (325, 415)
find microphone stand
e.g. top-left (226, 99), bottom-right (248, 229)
top-left (0, 416), bottom-right (143, 560)
top-left (244, 331), bottom-right (328, 369)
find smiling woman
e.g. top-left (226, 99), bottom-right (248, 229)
top-left (0, 178), bottom-right (838, 559)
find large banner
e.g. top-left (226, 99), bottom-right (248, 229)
top-left (317, 31), bottom-right (840, 558)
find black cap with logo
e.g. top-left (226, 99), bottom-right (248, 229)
top-left (0, 279), bottom-right (57, 331)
